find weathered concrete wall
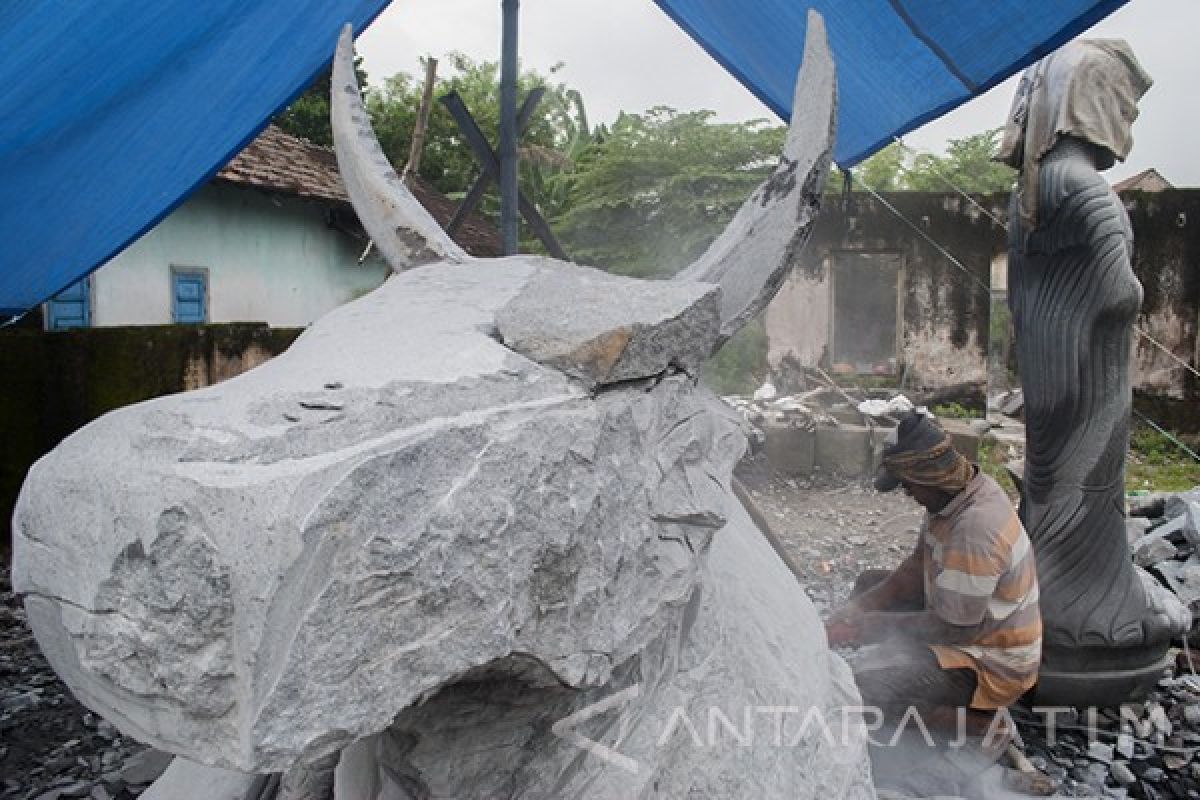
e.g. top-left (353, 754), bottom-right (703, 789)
top-left (766, 190), bottom-right (1200, 398)
top-left (87, 184), bottom-right (389, 327)
top-left (1126, 190), bottom-right (1200, 398)
top-left (766, 192), bottom-right (1005, 389)
top-left (0, 324), bottom-right (301, 559)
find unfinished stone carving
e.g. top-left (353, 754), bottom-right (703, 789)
top-left (12, 12), bottom-right (871, 798)
top-left (998, 40), bottom-right (1191, 706)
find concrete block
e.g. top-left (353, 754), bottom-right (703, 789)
top-left (816, 424), bottom-right (872, 477)
top-left (762, 423), bottom-right (816, 476)
top-left (939, 418), bottom-right (982, 461)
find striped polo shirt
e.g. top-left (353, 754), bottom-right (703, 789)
top-left (922, 470), bottom-right (1042, 709)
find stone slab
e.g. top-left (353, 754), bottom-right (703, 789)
top-left (495, 263), bottom-right (720, 390)
top-left (138, 758), bottom-right (261, 800)
top-left (1133, 534), bottom-right (1179, 568)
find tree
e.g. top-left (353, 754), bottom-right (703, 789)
top-left (854, 142), bottom-right (905, 191)
top-left (277, 51), bottom-right (589, 228)
top-left (551, 107), bottom-right (785, 279)
top-left (901, 129), bottom-right (1015, 193)
top-left (365, 54), bottom-right (577, 206)
top-left (848, 129), bottom-right (1015, 194)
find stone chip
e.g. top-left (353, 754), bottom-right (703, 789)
top-left (495, 263), bottom-right (720, 390)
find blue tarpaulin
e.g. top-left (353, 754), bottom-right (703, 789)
top-left (1, 0), bottom-right (1128, 320)
top-left (0, 0), bottom-right (390, 320)
top-left (653, 0), bottom-right (1129, 166)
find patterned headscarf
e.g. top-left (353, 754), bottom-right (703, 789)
top-left (874, 413), bottom-right (973, 494)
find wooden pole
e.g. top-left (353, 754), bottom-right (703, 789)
top-left (402, 56), bottom-right (438, 182)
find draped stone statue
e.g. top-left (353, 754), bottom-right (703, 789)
top-left (998, 40), bottom-right (1190, 706)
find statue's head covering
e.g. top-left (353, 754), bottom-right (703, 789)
top-left (873, 412), bottom-right (973, 494)
top-left (996, 39), bottom-right (1152, 229)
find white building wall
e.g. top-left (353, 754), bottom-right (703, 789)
top-left (91, 184), bottom-right (388, 327)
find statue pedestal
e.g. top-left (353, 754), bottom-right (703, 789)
top-left (1032, 645), bottom-right (1172, 708)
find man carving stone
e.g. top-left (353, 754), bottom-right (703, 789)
top-left (997, 39), bottom-right (1190, 705)
top-left (827, 413), bottom-right (1041, 725)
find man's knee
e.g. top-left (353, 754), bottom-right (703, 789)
top-left (850, 569), bottom-right (893, 599)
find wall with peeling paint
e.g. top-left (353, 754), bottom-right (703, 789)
top-left (765, 190), bottom-right (1199, 400)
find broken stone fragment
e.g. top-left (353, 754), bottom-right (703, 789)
top-left (1126, 516), bottom-right (1152, 547)
top-left (1166, 489), bottom-right (1200, 548)
top-left (494, 263), bottom-right (720, 390)
top-left (1133, 533), bottom-right (1179, 567)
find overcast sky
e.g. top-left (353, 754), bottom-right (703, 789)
top-left (357, 0), bottom-right (1199, 186)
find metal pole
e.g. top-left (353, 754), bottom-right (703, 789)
top-left (499, 0), bottom-right (519, 254)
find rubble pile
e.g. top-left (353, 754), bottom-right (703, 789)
top-left (1010, 663), bottom-right (1200, 798)
top-left (1128, 490), bottom-right (1200, 630)
top-left (726, 381), bottom-right (996, 480)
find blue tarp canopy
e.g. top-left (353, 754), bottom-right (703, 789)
top-left (654, 0), bottom-right (1129, 165)
top-left (0, 0), bottom-right (1128, 320)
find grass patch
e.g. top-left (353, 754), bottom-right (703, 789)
top-left (1126, 422), bottom-right (1200, 493)
top-left (932, 401), bottom-right (982, 420)
top-left (978, 439), bottom-right (1018, 500)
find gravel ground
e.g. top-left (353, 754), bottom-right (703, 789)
top-left (0, 572), bottom-right (166, 800)
top-left (735, 455), bottom-right (925, 615)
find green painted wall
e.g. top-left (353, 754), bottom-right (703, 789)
top-left (1, 324), bottom-right (301, 560)
top-left (91, 184), bottom-right (389, 327)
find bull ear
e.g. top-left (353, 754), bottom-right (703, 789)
top-left (331, 25), bottom-right (469, 271)
top-left (674, 10), bottom-right (836, 350)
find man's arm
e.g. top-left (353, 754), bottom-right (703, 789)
top-left (825, 535), bottom-right (925, 646)
top-left (832, 532), bottom-right (925, 620)
top-left (856, 609), bottom-right (984, 646)
top-left (849, 547), bottom-right (924, 613)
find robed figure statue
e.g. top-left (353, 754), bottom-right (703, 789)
top-left (998, 40), bottom-right (1190, 706)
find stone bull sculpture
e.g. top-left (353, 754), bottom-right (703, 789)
top-left (13, 13), bottom-right (874, 798)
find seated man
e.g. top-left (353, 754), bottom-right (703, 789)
top-left (827, 412), bottom-right (1042, 727)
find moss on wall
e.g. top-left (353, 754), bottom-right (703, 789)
top-left (1, 324), bottom-right (301, 560)
top-left (769, 190), bottom-right (1198, 396)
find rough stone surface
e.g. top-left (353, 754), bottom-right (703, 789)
top-left (494, 264), bottom-right (720, 390)
top-left (12, 260), bottom-right (873, 795)
top-left (1133, 533), bottom-right (1180, 567)
top-left (137, 758), bottom-right (260, 800)
top-left (673, 12), bottom-right (835, 344)
top-left (1165, 490), bottom-right (1200, 549)
top-left (330, 26), bottom-right (467, 271)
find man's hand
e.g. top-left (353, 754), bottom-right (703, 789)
top-left (825, 618), bottom-right (862, 647)
top-left (825, 604), bottom-right (864, 647)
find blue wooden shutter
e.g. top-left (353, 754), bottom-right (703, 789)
top-left (47, 277), bottom-right (90, 330)
top-left (172, 271), bottom-right (207, 324)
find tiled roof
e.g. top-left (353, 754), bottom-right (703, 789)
top-left (1113, 168), bottom-right (1173, 193)
top-left (214, 125), bottom-right (502, 257)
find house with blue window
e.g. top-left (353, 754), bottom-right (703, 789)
top-left (45, 126), bottom-right (501, 330)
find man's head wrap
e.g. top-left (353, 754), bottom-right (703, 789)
top-left (873, 412), bottom-right (973, 494)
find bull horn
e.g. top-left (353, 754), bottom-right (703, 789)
top-left (331, 24), bottom-right (468, 271)
top-left (674, 10), bottom-right (836, 349)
